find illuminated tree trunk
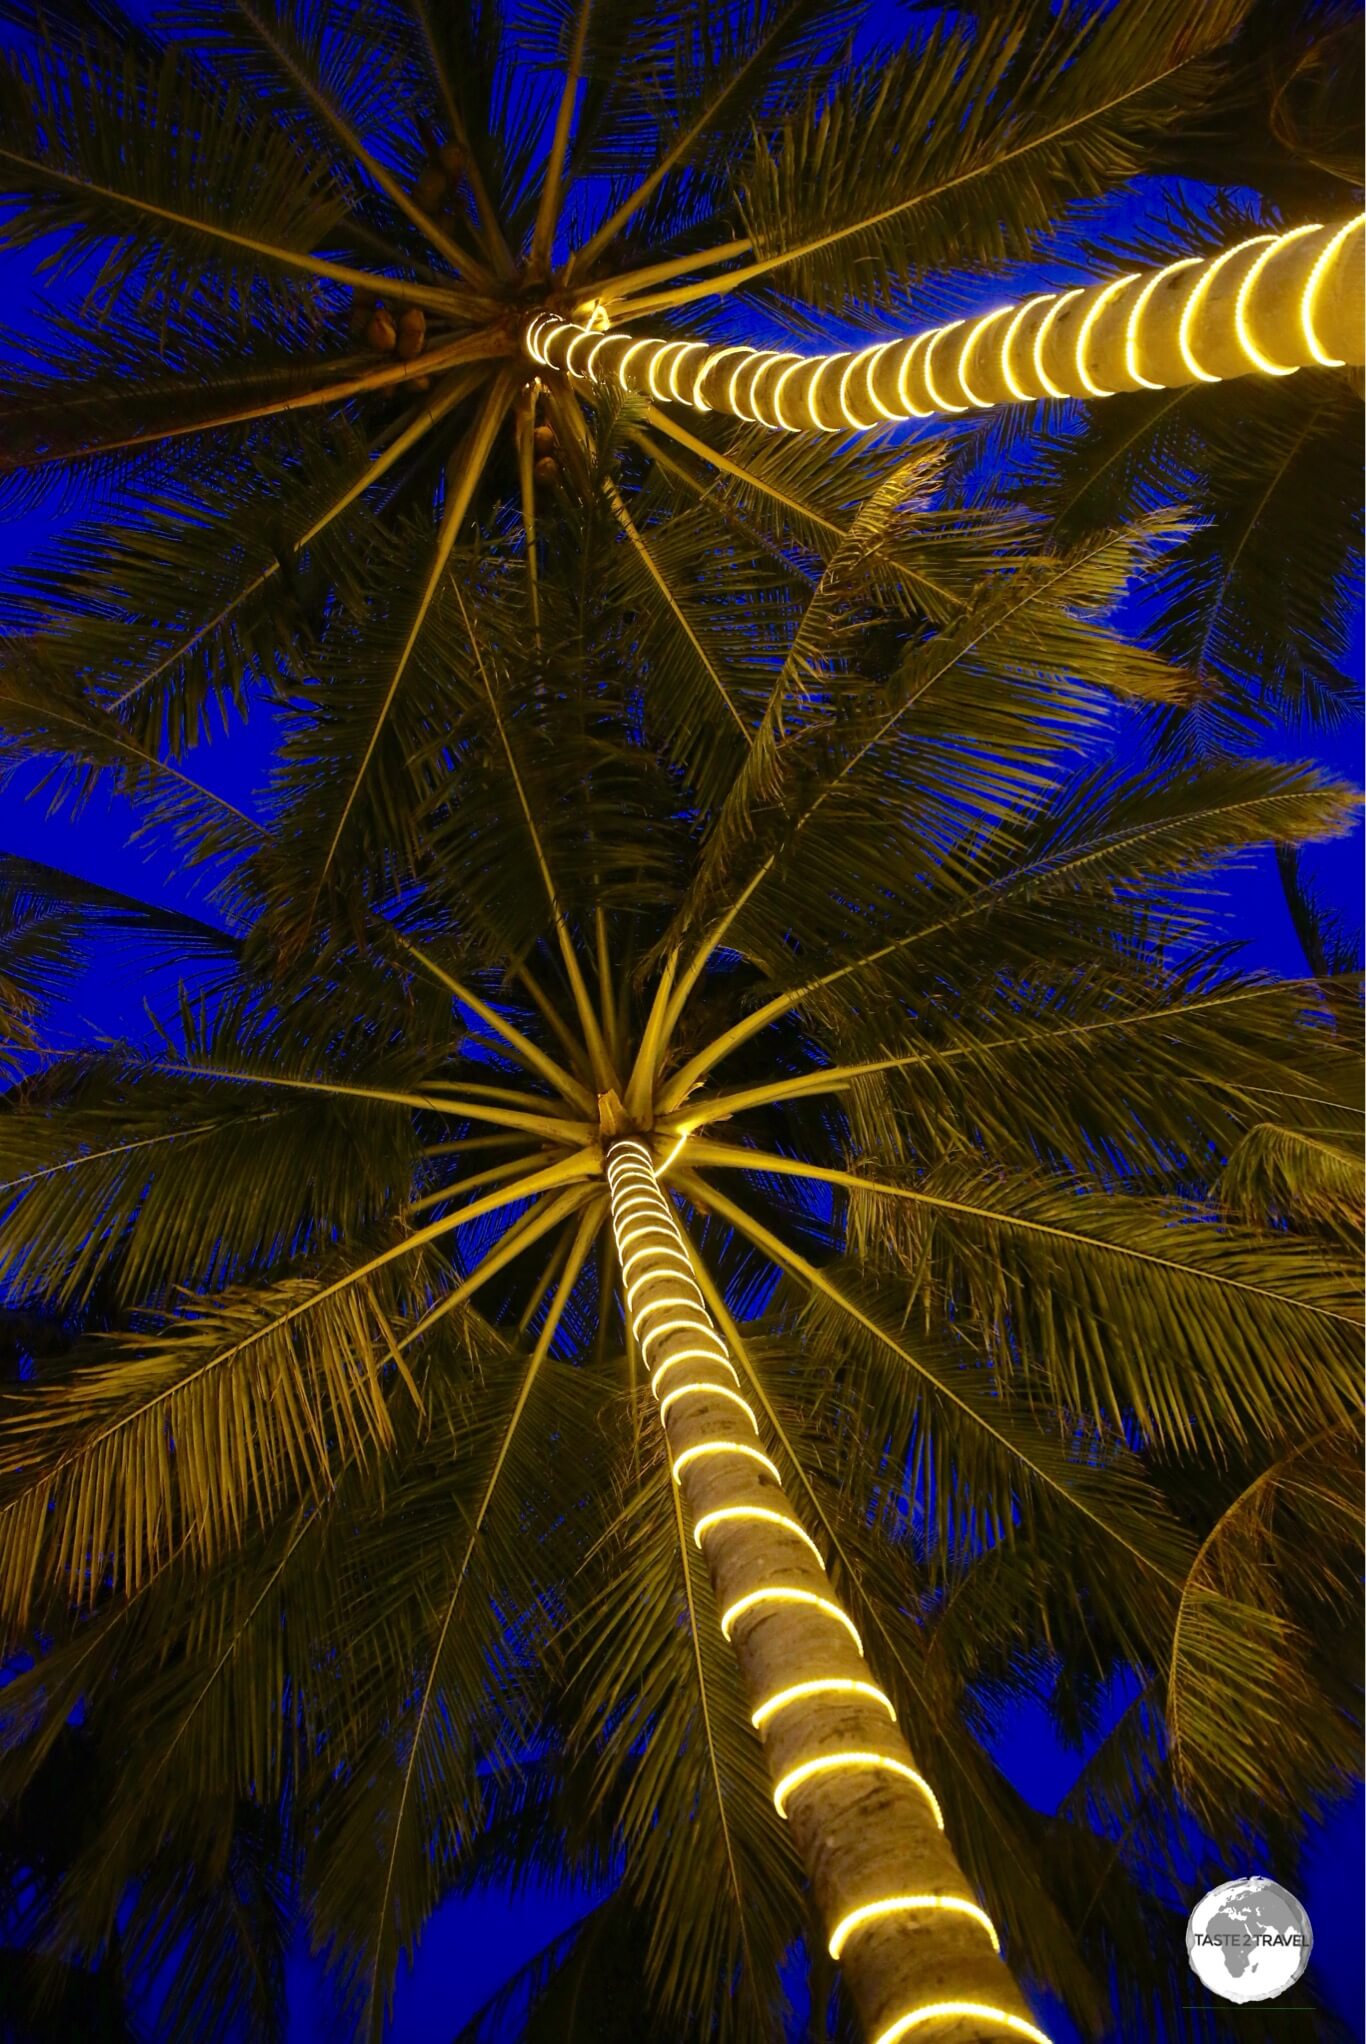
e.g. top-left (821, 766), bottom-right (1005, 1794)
top-left (531, 214), bottom-right (1364, 432)
top-left (605, 1138), bottom-right (1050, 2044)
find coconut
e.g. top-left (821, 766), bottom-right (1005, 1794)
top-left (438, 142), bottom-right (465, 178)
top-left (413, 163), bottom-right (447, 211)
top-left (413, 375), bottom-right (432, 393)
top-left (365, 308), bottom-right (397, 353)
top-left (533, 455), bottom-right (559, 486)
top-left (532, 421), bottom-right (556, 454)
top-left (395, 305), bottom-right (427, 361)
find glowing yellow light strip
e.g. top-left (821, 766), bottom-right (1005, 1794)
top-left (998, 295), bottom-right (1049, 401)
top-left (610, 1199), bottom-right (663, 1230)
top-left (752, 1677), bottom-right (896, 1731)
top-left (698, 343), bottom-right (748, 413)
top-left (1234, 224), bottom-right (1321, 374)
top-left (895, 331), bottom-right (932, 417)
top-left (634, 1293), bottom-right (710, 1339)
top-left (1302, 214), bottom-right (1364, 367)
top-left (1179, 233), bottom-right (1275, 383)
top-left (672, 1441), bottom-right (782, 1487)
top-left (751, 351), bottom-right (802, 429)
top-left (583, 332), bottom-right (614, 380)
top-left (692, 1505), bottom-right (823, 1565)
top-left (650, 1347), bottom-right (738, 1396)
top-left (1073, 273), bottom-right (1139, 397)
top-left (646, 340), bottom-right (682, 400)
top-left (640, 1312), bottom-right (721, 1359)
top-left (956, 306), bottom-right (1011, 408)
top-left (620, 1241), bottom-right (694, 1285)
top-left (531, 222), bottom-right (1361, 428)
top-left (874, 2005), bottom-right (1051, 2044)
top-left (658, 1128), bottom-right (693, 1176)
top-left (606, 1165), bottom-right (654, 1190)
top-left (658, 1380), bottom-right (759, 1430)
top-left (669, 339), bottom-right (710, 407)
top-left (728, 350), bottom-right (762, 422)
top-left (614, 1215), bottom-right (683, 1248)
top-left (720, 1587), bottom-right (862, 1652)
top-left (772, 1751), bottom-right (942, 1825)
top-left (1030, 289), bottom-right (1082, 399)
top-left (616, 336), bottom-right (658, 391)
top-left (859, 339), bottom-right (903, 422)
top-left (1125, 258), bottom-right (1197, 388)
top-left (623, 1266), bottom-right (701, 1315)
top-left (837, 348), bottom-right (880, 430)
top-left (829, 1894), bottom-right (1000, 1961)
top-left (564, 326), bottom-right (600, 377)
top-left (805, 353), bottom-right (845, 432)
top-left (921, 322), bottom-right (968, 413)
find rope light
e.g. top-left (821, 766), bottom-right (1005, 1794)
top-left (1234, 224), bottom-right (1321, 374)
top-left (1029, 288), bottom-right (1083, 399)
top-left (921, 322), bottom-right (969, 413)
top-left (895, 331), bottom-right (932, 417)
top-left (1073, 273), bottom-right (1138, 397)
top-left (860, 339), bottom-right (904, 422)
top-left (669, 338), bottom-right (710, 405)
top-left (957, 306), bottom-right (1012, 407)
top-left (752, 1677), bottom-right (896, 1731)
top-left (772, 1751), bottom-right (943, 1825)
top-left (693, 1504), bottom-right (825, 1566)
top-left (638, 1307), bottom-right (717, 1356)
top-left (999, 295), bottom-right (1049, 400)
top-left (1178, 234), bottom-right (1275, 382)
top-left (829, 1894), bottom-right (1000, 1961)
top-left (1302, 213), bottom-right (1365, 366)
top-left (623, 1259), bottom-right (698, 1306)
top-left (805, 353), bottom-right (846, 431)
top-left (528, 220), bottom-right (1361, 431)
top-left (762, 353), bottom-right (805, 430)
top-left (1123, 255), bottom-right (1201, 388)
top-left (672, 1441), bottom-right (782, 1487)
top-left (874, 2006), bottom-right (1052, 2044)
top-left (651, 1348), bottom-right (740, 1396)
top-left (720, 1586), bottom-right (863, 1651)
top-left (657, 1380), bottom-right (759, 1430)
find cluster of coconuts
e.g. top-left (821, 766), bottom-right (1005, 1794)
top-left (351, 297), bottom-right (427, 361)
top-left (532, 419), bottom-right (559, 489)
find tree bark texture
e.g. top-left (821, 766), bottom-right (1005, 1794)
top-left (605, 1138), bottom-right (1051, 2044)
top-left (530, 214), bottom-right (1364, 431)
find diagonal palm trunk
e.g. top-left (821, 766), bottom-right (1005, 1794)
top-left (530, 214), bottom-right (1364, 432)
top-left (605, 1138), bottom-right (1050, 2044)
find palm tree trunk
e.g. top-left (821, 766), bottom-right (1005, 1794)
top-left (605, 1138), bottom-right (1049, 2044)
top-left (531, 214), bottom-right (1363, 430)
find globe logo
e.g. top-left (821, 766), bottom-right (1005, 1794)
top-left (1186, 1877), bottom-right (1313, 2004)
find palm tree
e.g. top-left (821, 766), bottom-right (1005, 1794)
top-left (0, 480), bottom-right (1359, 2038)
top-left (0, 3), bottom-right (1358, 794)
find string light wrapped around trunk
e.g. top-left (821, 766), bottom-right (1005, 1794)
top-left (528, 215), bottom-right (1364, 430)
top-left (604, 1137), bottom-right (1053, 2044)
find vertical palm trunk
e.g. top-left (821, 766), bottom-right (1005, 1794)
top-left (605, 1138), bottom-right (1050, 2044)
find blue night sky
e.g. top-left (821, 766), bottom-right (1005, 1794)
top-left (0, 2), bottom-right (1361, 2038)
